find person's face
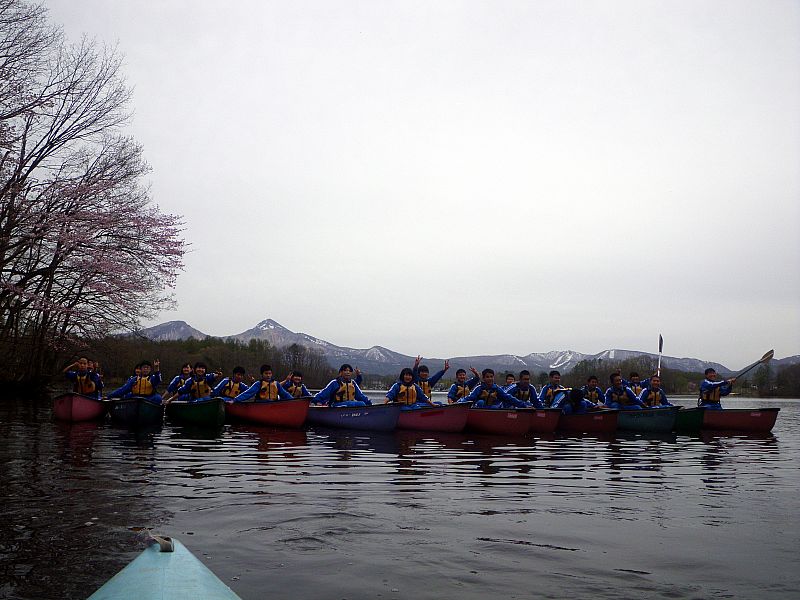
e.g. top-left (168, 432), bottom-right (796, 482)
top-left (551, 374), bottom-right (561, 385)
top-left (650, 377), bottom-right (661, 390)
top-left (482, 372), bottom-right (495, 386)
top-left (402, 373), bottom-right (414, 384)
top-left (262, 370), bottom-right (272, 380)
top-left (456, 372), bottom-right (466, 384)
top-left (182, 365), bottom-right (192, 376)
top-left (134, 367), bottom-right (141, 376)
top-left (588, 378), bottom-right (598, 389)
top-left (87, 360), bottom-right (95, 370)
top-left (340, 368), bottom-right (352, 382)
top-left (505, 376), bottom-right (515, 385)
top-left (631, 376), bottom-right (640, 384)
top-left (195, 366), bottom-right (206, 377)
top-left (418, 369), bottom-right (429, 380)
top-left (140, 364), bottom-right (151, 376)
top-left (707, 371), bottom-right (718, 381)
top-left (77, 358), bottom-right (89, 371)
top-left (291, 375), bottom-right (302, 385)
top-left (233, 372), bottom-right (244, 383)
top-left (519, 374), bottom-right (531, 387)
top-left (612, 375), bottom-right (622, 387)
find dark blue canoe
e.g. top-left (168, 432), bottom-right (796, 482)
top-left (305, 403), bottom-right (401, 431)
top-left (617, 406), bottom-right (679, 433)
top-left (109, 396), bottom-right (164, 427)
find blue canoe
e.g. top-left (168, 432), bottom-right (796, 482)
top-left (109, 396), bottom-right (164, 427)
top-left (306, 403), bottom-right (401, 431)
top-left (88, 536), bottom-right (241, 599)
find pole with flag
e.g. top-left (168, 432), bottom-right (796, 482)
top-left (657, 334), bottom-right (663, 377)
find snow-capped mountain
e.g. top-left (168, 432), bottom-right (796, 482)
top-left (137, 318), bottom-right (792, 377)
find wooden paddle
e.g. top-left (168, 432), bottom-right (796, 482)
top-left (733, 349), bottom-right (774, 380)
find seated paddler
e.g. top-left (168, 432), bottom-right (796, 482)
top-left (464, 368), bottom-right (532, 409)
top-left (281, 370), bottom-right (312, 398)
top-left (108, 359), bottom-right (163, 403)
top-left (386, 368), bottom-right (434, 410)
top-left (165, 362), bottom-right (193, 401)
top-left (698, 368), bottom-right (735, 410)
top-left (639, 375), bottom-right (673, 407)
top-left (447, 367), bottom-right (480, 403)
top-left (553, 387), bottom-right (598, 414)
top-left (624, 372), bottom-right (646, 397)
top-left (604, 373), bottom-right (644, 410)
top-left (580, 375), bottom-right (606, 406)
top-left (235, 364), bottom-right (293, 402)
top-left (412, 356), bottom-right (450, 400)
top-left (63, 357), bottom-right (102, 399)
top-left (175, 362), bottom-right (219, 402)
top-left (213, 366), bottom-right (249, 400)
top-left (504, 370), bottom-right (544, 408)
top-left (314, 363), bottom-right (372, 407)
top-left (539, 370), bottom-right (567, 407)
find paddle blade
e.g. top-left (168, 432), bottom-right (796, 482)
top-left (658, 334), bottom-right (663, 353)
top-left (761, 349), bottom-right (774, 363)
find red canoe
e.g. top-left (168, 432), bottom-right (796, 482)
top-left (558, 410), bottom-right (618, 433)
top-left (397, 403), bottom-right (471, 432)
top-left (225, 397), bottom-right (310, 428)
top-left (53, 393), bottom-right (109, 422)
top-left (465, 408), bottom-right (532, 436)
top-left (702, 407), bottom-right (780, 432)
top-left (528, 408), bottom-right (561, 433)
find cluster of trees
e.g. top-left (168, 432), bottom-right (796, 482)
top-left (0, 1), bottom-right (185, 385)
top-left (79, 336), bottom-right (334, 389)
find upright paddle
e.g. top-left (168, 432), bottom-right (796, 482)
top-left (657, 334), bottom-right (663, 377)
top-left (734, 349), bottom-right (775, 380)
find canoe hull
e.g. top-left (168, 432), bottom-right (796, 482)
top-left (397, 403), bottom-right (471, 432)
top-left (558, 410), bottom-right (618, 433)
top-left (617, 406), bottom-right (679, 433)
top-left (88, 538), bottom-right (241, 599)
top-left (702, 407), bottom-right (780, 432)
top-left (52, 393), bottom-right (108, 422)
top-left (465, 408), bottom-right (532, 436)
top-left (110, 396), bottom-right (164, 427)
top-left (166, 397), bottom-right (226, 427)
top-left (528, 408), bottom-right (561, 433)
top-left (674, 407), bottom-right (705, 433)
top-left (306, 404), bottom-right (401, 431)
top-left (225, 397), bottom-right (309, 428)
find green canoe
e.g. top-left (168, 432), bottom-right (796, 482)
top-left (617, 406), bottom-right (679, 433)
top-left (88, 536), bottom-right (241, 599)
top-left (165, 397), bottom-right (226, 427)
top-left (674, 406), bottom-right (704, 433)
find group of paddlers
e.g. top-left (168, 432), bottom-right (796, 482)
top-left (63, 354), bottom-right (736, 413)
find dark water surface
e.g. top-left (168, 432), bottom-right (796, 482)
top-left (2, 395), bottom-right (799, 599)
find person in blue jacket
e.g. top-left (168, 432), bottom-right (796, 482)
top-left (539, 370), bottom-right (567, 407)
top-left (638, 375), bottom-right (673, 407)
top-left (234, 364), bottom-right (293, 402)
top-left (175, 362), bottom-right (219, 402)
top-left (281, 370), bottom-right (312, 398)
top-left (314, 364), bottom-right (372, 407)
top-left (604, 373), bottom-right (644, 410)
top-left (386, 368), bottom-right (433, 410)
top-left (580, 375), bottom-right (605, 406)
top-left (109, 359), bottom-right (163, 403)
top-left (504, 370), bottom-right (543, 408)
top-left (502, 373), bottom-right (516, 391)
top-left (625, 372), bottom-right (646, 397)
top-left (553, 387), bottom-right (598, 414)
top-left (213, 366), bottom-right (249, 399)
top-left (464, 369), bottom-right (532, 409)
top-left (412, 356), bottom-right (450, 400)
top-left (63, 357), bottom-right (102, 399)
top-left (447, 367), bottom-right (480, 403)
top-left (698, 368), bottom-right (735, 409)
top-left (166, 363), bottom-right (193, 399)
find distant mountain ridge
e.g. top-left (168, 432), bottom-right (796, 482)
top-left (132, 318), bottom-right (800, 377)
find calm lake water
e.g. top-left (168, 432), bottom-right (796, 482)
top-left (2, 394), bottom-right (799, 599)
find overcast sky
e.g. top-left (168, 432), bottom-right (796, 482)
top-left (45, 0), bottom-right (799, 369)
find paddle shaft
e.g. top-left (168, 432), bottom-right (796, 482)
top-left (734, 350), bottom-right (774, 380)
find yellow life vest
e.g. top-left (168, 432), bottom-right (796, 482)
top-left (479, 387), bottom-right (499, 405)
top-left (396, 384), bottom-right (419, 405)
top-left (258, 380), bottom-right (280, 400)
top-left (222, 380), bottom-right (246, 398)
top-left (642, 390), bottom-right (660, 406)
top-left (701, 385), bottom-right (722, 403)
top-left (630, 384), bottom-right (643, 396)
top-left (132, 376), bottom-right (154, 396)
top-left (418, 380), bottom-right (432, 399)
top-left (543, 386), bottom-right (562, 405)
top-left (334, 381), bottom-right (356, 402)
top-left (610, 388), bottom-right (631, 405)
top-left (584, 388), bottom-right (603, 403)
top-left (191, 379), bottom-right (212, 399)
top-left (285, 383), bottom-right (305, 398)
top-left (513, 387), bottom-right (533, 401)
top-left (73, 373), bottom-right (97, 395)
top-left (452, 384), bottom-right (471, 401)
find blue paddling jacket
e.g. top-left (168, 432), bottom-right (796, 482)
top-left (412, 366), bottom-right (448, 400)
top-left (167, 374), bottom-right (192, 395)
top-left (65, 370), bottom-right (102, 399)
top-left (504, 383), bottom-right (543, 409)
top-left (465, 383), bottom-right (530, 409)
top-left (447, 375), bottom-right (480, 403)
top-left (109, 372), bottom-right (162, 398)
top-left (638, 387), bottom-right (672, 407)
top-left (604, 385), bottom-right (644, 409)
top-left (235, 379), bottom-right (293, 402)
top-left (699, 379), bottom-right (733, 405)
top-left (212, 377), bottom-right (249, 399)
top-left (314, 378), bottom-right (372, 406)
top-left (386, 382), bottom-right (431, 405)
top-left (539, 384), bottom-right (567, 407)
top-left (580, 385), bottom-right (606, 405)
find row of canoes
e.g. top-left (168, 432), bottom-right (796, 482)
top-left (52, 393), bottom-right (781, 434)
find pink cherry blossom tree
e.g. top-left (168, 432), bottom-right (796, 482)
top-left (0, 1), bottom-right (186, 383)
